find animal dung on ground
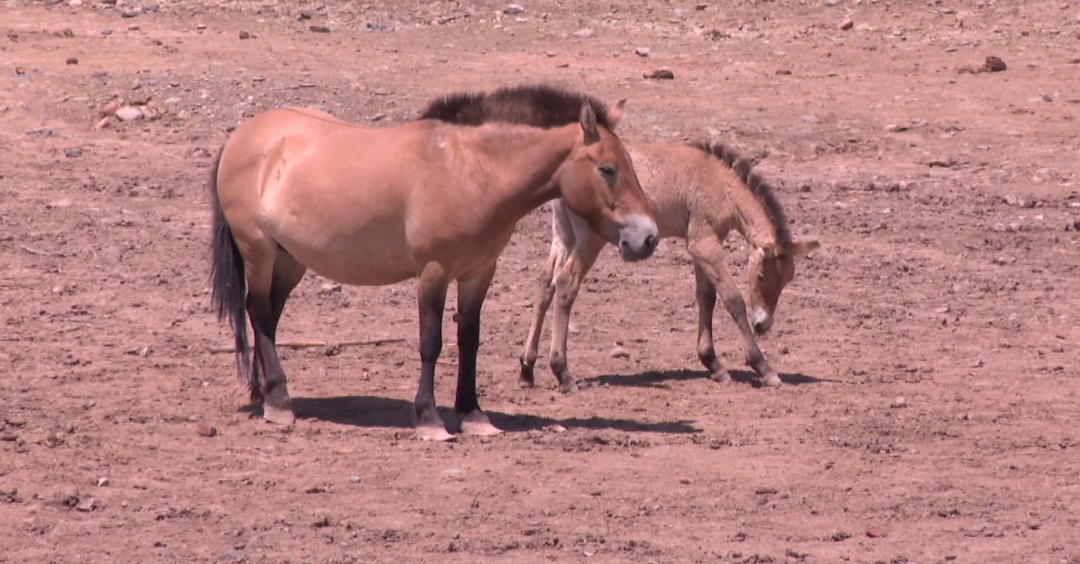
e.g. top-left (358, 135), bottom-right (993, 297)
top-left (644, 69), bottom-right (675, 80)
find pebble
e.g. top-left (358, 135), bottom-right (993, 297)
top-left (644, 69), bottom-right (674, 80)
top-left (890, 396), bottom-right (907, 408)
top-left (101, 29), bottom-right (113, 36)
top-left (69, 0), bottom-right (82, 5)
top-left (609, 346), bottom-right (630, 359)
top-left (164, 97), bottom-right (181, 106)
top-left (93, 116), bottom-right (111, 130)
top-left (217, 550), bottom-right (245, 562)
top-left (238, 30), bottom-right (252, 39)
top-left (121, 10), bottom-right (138, 18)
top-left (556, 62), bottom-right (569, 68)
top-left (503, 4), bottom-right (524, 15)
top-left (320, 283), bottom-right (342, 294)
top-left (127, 24), bottom-right (139, 31)
top-left (195, 421), bottom-right (217, 437)
top-left (64, 147), bottom-right (83, 158)
top-left (545, 50), bottom-right (556, 57)
top-left (866, 529), bottom-right (884, 538)
top-left (635, 47), bottom-right (650, 57)
top-left (839, 17), bottom-right (854, 30)
top-left (66, 57), bottom-right (78, 65)
top-left (573, 28), bottom-right (594, 38)
top-left (96, 477), bottom-right (110, 487)
top-left (75, 497), bottom-right (98, 512)
top-left (299, 9), bottom-right (316, 19)
top-left (309, 25), bottom-right (331, 33)
top-left (349, 475), bottom-right (361, 483)
top-left (115, 106), bottom-right (143, 121)
top-left (984, 55), bottom-right (1007, 72)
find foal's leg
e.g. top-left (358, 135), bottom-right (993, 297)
top-left (519, 237), bottom-right (569, 388)
top-left (414, 266), bottom-right (453, 442)
top-left (455, 266), bottom-right (502, 436)
top-left (520, 201), bottom-right (576, 388)
top-left (548, 234), bottom-right (606, 394)
top-left (687, 233), bottom-right (781, 387)
top-left (693, 262), bottom-right (732, 383)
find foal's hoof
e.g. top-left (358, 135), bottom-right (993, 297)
top-left (710, 370), bottom-right (733, 384)
top-left (459, 411), bottom-right (503, 437)
top-left (761, 373), bottom-right (783, 387)
top-left (263, 404), bottom-right (296, 426)
top-left (519, 362), bottom-right (536, 388)
top-left (558, 380), bottom-right (579, 395)
top-left (416, 426), bottom-right (457, 442)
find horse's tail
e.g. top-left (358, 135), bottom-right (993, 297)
top-left (208, 145), bottom-right (252, 390)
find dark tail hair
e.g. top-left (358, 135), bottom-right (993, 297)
top-left (208, 145), bottom-right (252, 390)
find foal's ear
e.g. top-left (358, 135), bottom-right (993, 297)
top-left (579, 102), bottom-right (601, 145)
top-left (608, 99), bottom-right (627, 128)
top-left (790, 239), bottom-right (820, 258)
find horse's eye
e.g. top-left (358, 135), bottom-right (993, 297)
top-left (757, 271), bottom-right (765, 282)
top-left (598, 164), bottom-right (618, 184)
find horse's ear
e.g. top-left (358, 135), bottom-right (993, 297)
top-left (579, 102), bottom-right (600, 145)
top-left (608, 99), bottom-right (627, 128)
top-left (790, 239), bottom-right (820, 258)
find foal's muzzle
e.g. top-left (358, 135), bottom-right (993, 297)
top-left (617, 214), bottom-right (660, 262)
top-left (752, 307), bottom-right (773, 335)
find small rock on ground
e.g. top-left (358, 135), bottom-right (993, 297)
top-left (115, 106), bottom-right (143, 121)
top-left (610, 346), bottom-right (630, 359)
top-left (503, 4), bottom-right (524, 15)
top-left (196, 421), bottom-right (217, 437)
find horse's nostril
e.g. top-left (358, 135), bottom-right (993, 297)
top-left (645, 234), bottom-right (658, 249)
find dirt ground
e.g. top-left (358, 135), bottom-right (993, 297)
top-left (2, 0), bottom-right (1079, 562)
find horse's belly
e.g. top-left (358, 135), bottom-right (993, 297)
top-left (270, 214), bottom-right (417, 287)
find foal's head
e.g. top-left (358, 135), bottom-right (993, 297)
top-left (747, 240), bottom-right (819, 335)
top-left (420, 84), bottom-right (659, 261)
top-left (556, 101), bottom-right (658, 261)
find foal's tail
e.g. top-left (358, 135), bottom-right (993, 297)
top-left (208, 145), bottom-right (252, 389)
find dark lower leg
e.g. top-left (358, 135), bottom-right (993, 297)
top-left (247, 293), bottom-right (293, 417)
top-left (414, 284), bottom-right (447, 429)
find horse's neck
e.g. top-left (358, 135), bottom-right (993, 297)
top-left (707, 162), bottom-right (780, 250)
top-left (480, 125), bottom-right (577, 216)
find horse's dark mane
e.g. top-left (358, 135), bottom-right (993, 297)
top-left (690, 140), bottom-right (793, 248)
top-left (420, 84), bottom-right (615, 130)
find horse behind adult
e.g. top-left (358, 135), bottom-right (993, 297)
top-left (207, 85), bottom-right (659, 441)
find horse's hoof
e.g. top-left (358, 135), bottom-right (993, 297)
top-left (710, 370), bottom-right (733, 384)
top-left (761, 373), bottom-right (783, 387)
top-left (459, 411), bottom-right (503, 437)
top-left (263, 404), bottom-right (296, 426)
top-left (518, 379), bottom-right (536, 389)
top-left (416, 426), bottom-right (457, 442)
top-left (559, 380), bottom-right (579, 395)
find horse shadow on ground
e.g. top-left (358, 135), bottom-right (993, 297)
top-left (243, 395), bottom-right (699, 434)
top-left (582, 368), bottom-right (834, 390)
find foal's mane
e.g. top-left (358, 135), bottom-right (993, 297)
top-left (691, 141), bottom-right (793, 248)
top-left (419, 84), bottom-right (616, 130)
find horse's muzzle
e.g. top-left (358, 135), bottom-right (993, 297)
top-left (617, 214), bottom-right (660, 262)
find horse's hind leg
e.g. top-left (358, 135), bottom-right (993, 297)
top-left (693, 262), bottom-right (732, 383)
top-left (247, 244), bottom-right (305, 425)
top-left (548, 234), bottom-right (605, 394)
top-left (519, 238), bottom-right (567, 388)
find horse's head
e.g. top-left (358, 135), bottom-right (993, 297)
top-left (747, 239), bottom-right (819, 335)
top-left (556, 101), bottom-right (658, 262)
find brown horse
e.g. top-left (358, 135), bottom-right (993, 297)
top-left (208, 85), bottom-right (659, 441)
top-left (518, 140), bottom-right (819, 393)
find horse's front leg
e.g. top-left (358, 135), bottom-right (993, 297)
top-left (548, 235), bottom-right (606, 394)
top-left (455, 266), bottom-right (502, 436)
top-left (687, 234), bottom-right (781, 387)
top-left (692, 261), bottom-right (731, 383)
top-left (414, 267), bottom-right (453, 441)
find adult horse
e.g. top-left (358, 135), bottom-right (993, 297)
top-left (208, 85), bottom-right (659, 441)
